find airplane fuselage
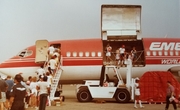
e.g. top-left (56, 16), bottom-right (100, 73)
top-left (0, 38), bottom-right (180, 83)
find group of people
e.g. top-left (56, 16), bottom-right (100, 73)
top-left (47, 44), bottom-right (61, 77)
top-left (0, 73), bottom-right (51, 110)
top-left (26, 72), bottom-right (53, 110)
top-left (0, 44), bottom-right (62, 110)
top-left (105, 44), bottom-right (137, 66)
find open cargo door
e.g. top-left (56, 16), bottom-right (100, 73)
top-left (35, 40), bottom-right (49, 63)
top-left (101, 5), bottom-right (141, 41)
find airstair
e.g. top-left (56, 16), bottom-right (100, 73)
top-left (49, 66), bottom-right (63, 101)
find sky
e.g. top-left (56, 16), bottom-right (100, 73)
top-left (0, 0), bottom-right (180, 63)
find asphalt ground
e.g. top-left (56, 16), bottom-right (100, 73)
top-left (26, 85), bottom-right (179, 110)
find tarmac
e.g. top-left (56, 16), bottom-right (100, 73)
top-left (26, 85), bottom-right (178, 110)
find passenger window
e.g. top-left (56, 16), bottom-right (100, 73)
top-left (164, 51), bottom-right (168, 56)
top-left (158, 51), bottom-right (162, 56)
top-left (91, 52), bottom-right (95, 57)
top-left (170, 51), bottom-right (173, 56)
top-left (175, 51), bottom-right (179, 56)
top-left (79, 52), bottom-right (83, 57)
top-left (152, 51), bottom-right (156, 56)
top-left (146, 51), bottom-right (150, 56)
top-left (66, 52), bottom-right (71, 57)
top-left (85, 52), bottom-right (89, 57)
top-left (73, 52), bottom-right (77, 57)
top-left (97, 52), bottom-right (102, 57)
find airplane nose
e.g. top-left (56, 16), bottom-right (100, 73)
top-left (0, 63), bottom-right (3, 72)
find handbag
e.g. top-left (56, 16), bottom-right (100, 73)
top-left (169, 96), bottom-right (177, 102)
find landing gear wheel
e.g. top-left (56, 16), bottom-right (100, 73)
top-left (77, 89), bottom-right (92, 102)
top-left (115, 89), bottom-right (130, 103)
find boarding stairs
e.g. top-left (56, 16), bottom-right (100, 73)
top-left (49, 66), bottom-right (63, 101)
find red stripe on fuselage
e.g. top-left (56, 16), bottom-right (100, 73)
top-left (0, 57), bottom-right (103, 68)
top-left (63, 59), bottom-right (103, 66)
top-left (0, 61), bottom-right (41, 68)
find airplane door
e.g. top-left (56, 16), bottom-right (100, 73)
top-left (35, 40), bottom-right (49, 63)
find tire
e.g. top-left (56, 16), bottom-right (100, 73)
top-left (114, 89), bottom-right (130, 103)
top-left (77, 89), bottom-right (92, 102)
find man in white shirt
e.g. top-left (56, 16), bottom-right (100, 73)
top-left (105, 44), bottom-right (112, 64)
top-left (48, 57), bottom-right (57, 75)
top-left (53, 50), bottom-right (60, 64)
top-left (37, 76), bottom-right (50, 110)
top-left (119, 45), bottom-right (125, 65)
top-left (35, 65), bottom-right (45, 77)
top-left (48, 45), bottom-right (55, 59)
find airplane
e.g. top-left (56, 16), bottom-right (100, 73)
top-left (0, 4), bottom-right (180, 84)
top-left (0, 37), bottom-right (180, 84)
top-left (1, 4), bottom-right (179, 103)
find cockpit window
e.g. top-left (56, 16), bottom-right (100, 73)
top-left (18, 49), bottom-right (33, 57)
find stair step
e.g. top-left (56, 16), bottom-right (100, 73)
top-left (50, 69), bottom-right (63, 101)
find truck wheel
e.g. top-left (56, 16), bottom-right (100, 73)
top-left (77, 89), bottom-right (92, 102)
top-left (115, 89), bottom-right (130, 103)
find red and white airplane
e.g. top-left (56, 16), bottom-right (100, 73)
top-left (0, 38), bottom-right (180, 83)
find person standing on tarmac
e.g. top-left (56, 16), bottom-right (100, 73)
top-left (5, 75), bottom-right (14, 109)
top-left (37, 76), bottom-right (50, 110)
top-left (134, 77), bottom-right (144, 109)
top-left (165, 81), bottom-right (177, 110)
top-left (9, 74), bottom-right (26, 110)
top-left (0, 75), bottom-right (8, 110)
